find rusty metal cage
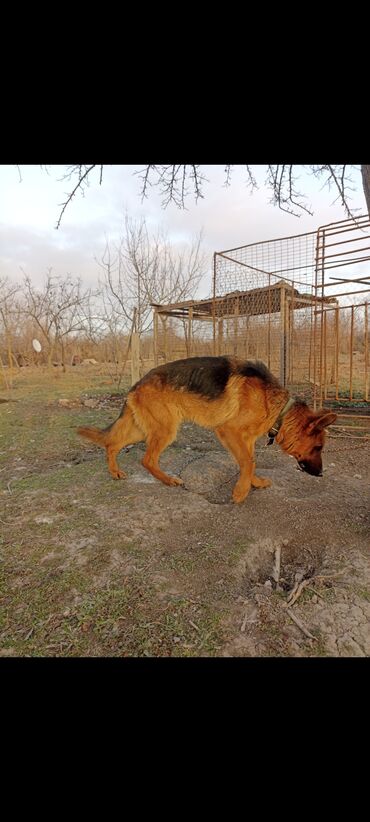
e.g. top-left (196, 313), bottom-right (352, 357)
top-left (152, 215), bottom-right (370, 434)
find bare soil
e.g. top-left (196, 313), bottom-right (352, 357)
top-left (1, 366), bottom-right (369, 657)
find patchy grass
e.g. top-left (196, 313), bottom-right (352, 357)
top-left (1, 366), bottom-right (369, 657)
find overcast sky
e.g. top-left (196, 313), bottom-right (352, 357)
top-left (0, 165), bottom-right (366, 298)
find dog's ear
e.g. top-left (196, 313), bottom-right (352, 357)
top-left (307, 411), bottom-right (337, 434)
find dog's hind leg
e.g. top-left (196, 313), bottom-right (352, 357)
top-left (105, 406), bottom-right (144, 479)
top-left (142, 419), bottom-right (183, 485)
top-left (128, 390), bottom-right (183, 487)
top-left (141, 425), bottom-right (183, 487)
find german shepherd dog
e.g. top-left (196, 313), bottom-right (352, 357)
top-left (77, 356), bottom-right (337, 503)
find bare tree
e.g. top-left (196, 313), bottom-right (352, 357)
top-left (98, 216), bottom-right (206, 337)
top-left (38, 164), bottom-right (370, 227)
top-left (0, 278), bottom-right (20, 381)
top-left (21, 270), bottom-right (92, 369)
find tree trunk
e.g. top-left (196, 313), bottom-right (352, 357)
top-left (361, 165), bottom-right (370, 218)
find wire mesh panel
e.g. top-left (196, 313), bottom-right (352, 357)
top-left (214, 231), bottom-right (318, 398)
top-left (213, 217), bottom-right (369, 410)
top-left (152, 216), bottom-right (369, 431)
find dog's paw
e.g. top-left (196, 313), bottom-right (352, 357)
top-left (111, 470), bottom-right (127, 480)
top-left (168, 476), bottom-right (184, 487)
top-left (232, 485), bottom-right (250, 503)
top-left (251, 476), bottom-right (272, 489)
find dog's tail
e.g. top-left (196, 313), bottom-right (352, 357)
top-left (77, 402), bottom-right (144, 461)
top-left (77, 425), bottom-right (111, 447)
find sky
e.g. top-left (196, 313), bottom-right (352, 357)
top-left (0, 164), bottom-right (366, 299)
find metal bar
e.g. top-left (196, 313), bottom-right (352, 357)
top-left (313, 229), bottom-right (321, 410)
top-left (268, 276), bottom-right (271, 370)
top-left (212, 253), bottom-right (217, 355)
top-left (314, 288), bottom-right (370, 303)
top-left (324, 398), bottom-right (370, 404)
top-left (317, 233), bottom-right (370, 250)
top-left (319, 255), bottom-right (370, 273)
top-left (329, 276), bottom-right (370, 284)
top-left (216, 229), bottom-right (318, 256)
top-left (317, 214), bottom-right (370, 231)
top-left (215, 252), bottom-right (272, 277)
top-left (315, 220), bottom-right (370, 239)
top-left (365, 302), bottom-right (369, 402)
top-left (280, 285), bottom-right (286, 386)
top-left (289, 281), bottom-right (295, 383)
top-left (315, 302), bottom-right (369, 313)
top-left (308, 294), bottom-right (313, 384)
top-left (349, 306), bottom-right (354, 401)
top-left (323, 310), bottom-right (327, 400)
top-left (333, 423), bottom-right (370, 429)
top-left (234, 296), bottom-right (239, 357)
top-left (319, 230), bottom-right (326, 406)
top-left (315, 244), bottom-right (370, 262)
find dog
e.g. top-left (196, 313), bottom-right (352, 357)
top-left (77, 356), bottom-right (337, 503)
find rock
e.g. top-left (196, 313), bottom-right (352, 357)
top-left (181, 454), bottom-right (235, 495)
top-left (58, 398), bottom-right (80, 408)
top-left (82, 399), bottom-right (98, 408)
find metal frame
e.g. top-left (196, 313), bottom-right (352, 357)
top-left (152, 215), bottom-right (369, 434)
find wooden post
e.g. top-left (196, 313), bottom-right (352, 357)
top-left (188, 307), bottom-right (193, 357)
top-left (159, 315), bottom-right (168, 363)
top-left (218, 319), bottom-right (224, 355)
top-left (131, 332), bottom-right (140, 386)
top-left (0, 355), bottom-right (10, 389)
top-left (153, 309), bottom-right (159, 366)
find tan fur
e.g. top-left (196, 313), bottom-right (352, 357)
top-left (77, 365), bottom-right (336, 502)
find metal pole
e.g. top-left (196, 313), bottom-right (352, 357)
top-left (365, 302), bottom-right (368, 401)
top-left (349, 306), bottom-right (354, 401)
top-left (335, 306), bottom-right (339, 400)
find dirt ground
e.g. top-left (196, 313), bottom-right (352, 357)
top-left (1, 366), bottom-right (369, 657)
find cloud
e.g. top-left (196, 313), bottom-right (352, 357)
top-left (0, 165), bottom-right (366, 298)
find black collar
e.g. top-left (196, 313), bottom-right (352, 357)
top-left (267, 397), bottom-right (296, 445)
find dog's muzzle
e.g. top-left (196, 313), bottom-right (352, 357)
top-left (298, 460), bottom-right (323, 477)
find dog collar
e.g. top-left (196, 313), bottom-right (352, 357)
top-left (267, 397), bottom-right (296, 445)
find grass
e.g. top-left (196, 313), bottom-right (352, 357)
top-left (0, 367), bottom-right (230, 656)
top-left (1, 364), bottom-right (368, 658)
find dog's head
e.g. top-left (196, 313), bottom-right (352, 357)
top-left (277, 406), bottom-right (337, 476)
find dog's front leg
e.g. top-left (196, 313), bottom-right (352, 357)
top-left (215, 424), bottom-right (255, 503)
